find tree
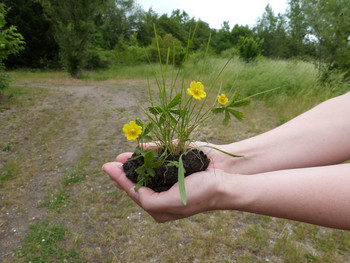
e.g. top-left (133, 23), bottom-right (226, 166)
top-left (230, 24), bottom-right (253, 46)
top-left (301, 0), bottom-right (350, 77)
top-left (95, 0), bottom-right (140, 49)
top-left (286, 0), bottom-right (308, 57)
top-left (238, 37), bottom-right (262, 62)
top-left (135, 8), bottom-right (159, 47)
top-left (3, 0), bottom-right (58, 69)
top-left (211, 21), bottom-right (233, 54)
top-left (148, 33), bottom-right (185, 66)
top-left (0, 3), bottom-right (25, 94)
top-left (40, 0), bottom-right (106, 77)
top-left (255, 5), bottom-right (289, 58)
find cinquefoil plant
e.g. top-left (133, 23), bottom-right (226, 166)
top-left (108, 26), bottom-right (274, 205)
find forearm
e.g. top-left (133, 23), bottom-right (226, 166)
top-left (219, 163), bottom-right (350, 229)
top-left (225, 92), bottom-right (350, 174)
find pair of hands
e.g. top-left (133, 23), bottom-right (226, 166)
top-left (102, 142), bottom-right (238, 222)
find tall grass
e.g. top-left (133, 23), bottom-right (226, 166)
top-left (7, 56), bottom-right (349, 122)
top-left (185, 56), bottom-right (349, 122)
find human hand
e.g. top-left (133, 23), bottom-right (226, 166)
top-left (102, 149), bottom-right (233, 222)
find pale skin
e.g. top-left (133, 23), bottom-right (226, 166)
top-left (103, 92), bottom-right (350, 230)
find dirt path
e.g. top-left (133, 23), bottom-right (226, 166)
top-left (0, 79), bottom-right (148, 261)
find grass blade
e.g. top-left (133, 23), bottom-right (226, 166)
top-left (178, 155), bottom-right (187, 205)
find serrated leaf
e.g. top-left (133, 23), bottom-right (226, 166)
top-left (136, 166), bottom-right (145, 176)
top-left (144, 150), bottom-right (155, 164)
top-left (150, 159), bottom-right (163, 168)
top-left (167, 93), bottom-right (181, 109)
top-left (232, 89), bottom-right (240, 102)
top-left (143, 123), bottom-right (153, 136)
top-left (227, 108), bottom-right (245, 120)
top-left (211, 107), bottom-right (225, 114)
top-left (229, 98), bottom-right (251, 107)
top-left (135, 119), bottom-right (144, 128)
top-left (146, 167), bottom-right (155, 177)
top-left (223, 110), bottom-right (231, 125)
top-left (178, 155), bottom-right (187, 205)
top-left (169, 109), bottom-right (183, 115)
top-left (134, 146), bottom-right (143, 155)
top-left (148, 106), bottom-right (162, 115)
top-left (166, 160), bottom-right (179, 167)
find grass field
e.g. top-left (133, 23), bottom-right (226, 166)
top-left (1, 58), bottom-right (350, 262)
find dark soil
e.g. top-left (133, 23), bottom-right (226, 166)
top-left (123, 148), bottom-right (210, 192)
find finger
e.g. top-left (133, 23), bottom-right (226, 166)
top-left (102, 162), bottom-right (140, 203)
top-left (116, 152), bottom-right (133, 163)
top-left (140, 142), bottom-right (160, 151)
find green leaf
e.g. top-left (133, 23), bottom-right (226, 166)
top-left (166, 160), bottom-right (179, 167)
top-left (143, 135), bottom-right (153, 142)
top-left (167, 93), bottom-right (181, 109)
top-left (134, 183), bottom-right (142, 191)
top-left (149, 159), bottom-right (163, 168)
top-left (136, 166), bottom-right (146, 176)
top-left (211, 107), bottom-right (225, 114)
top-left (227, 108), bottom-right (245, 120)
top-left (198, 145), bottom-right (243, 158)
top-left (143, 123), bottom-right (153, 136)
top-left (148, 106), bottom-right (162, 115)
top-left (223, 110), bottom-right (231, 125)
top-left (144, 150), bottom-right (155, 165)
top-left (232, 89), bottom-right (240, 102)
top-left (134, 145), bottom-right (143, 155)
top-left (229, 98), bottom-right (251, 108)
top-left (136, 119), bottom-right (144, 128)
top-left (169, 109), bottom-right (183, 115)
top-left (178, 155), bottom-right (187, 205)
top-left (146, 167), bottom-right (156, 177)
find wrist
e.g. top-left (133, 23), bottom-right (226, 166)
top-left (214, 172), bottom-right (254, 211)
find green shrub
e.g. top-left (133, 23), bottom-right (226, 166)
top-left (148, 34), bottom-right (186, 66)
top-left (238, 37), bottom-right (262, 63)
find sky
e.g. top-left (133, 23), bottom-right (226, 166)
top-left (136, 0), bottom-right (288, 29)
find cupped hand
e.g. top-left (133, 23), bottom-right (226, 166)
top-left (102, 144), bottom-right (237, 222)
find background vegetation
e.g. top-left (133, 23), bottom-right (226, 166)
top-left (2, 0), bottom-right (350, 79)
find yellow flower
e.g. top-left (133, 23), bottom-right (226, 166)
top-left (218, 94), bottom-right (229, 105)
top-left (187, 81), bottom-right (207, 100)
top-left (123, 121), bottom-right (142, 141)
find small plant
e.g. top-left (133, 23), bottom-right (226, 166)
top-left (108, 26), bottom-right (269, 205)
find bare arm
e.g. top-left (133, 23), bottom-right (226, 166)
top-left (219, 164), bottom-right (350, 230)
top-left (211, 92), bottom-right (350, 174)
top-left (103, 92), bottom-right (350, 228)
top-left (103, 162), bottom-right (350, 229)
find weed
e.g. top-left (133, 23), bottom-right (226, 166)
top-left (14, 220), bottom-right (85, 262)
top-left (62, 169), bottom-right (85, 186)
top-left (0, 157), bottom-right (21, 187)
top-left (40, 189), bottom-right (70, 212)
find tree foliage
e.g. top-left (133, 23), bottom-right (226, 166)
top-left (40, 0), bottom-right (106, 77)
top-left (3, 0), bottom-right (58, 69)
top-left (301, 0), bottom-right (350, 77)
top-left (0, 3), bottom-right (25, 94)
top-left (238, 37), bottom-right (262, 62)
top-left (2, 0), bottom-right (350, 78)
